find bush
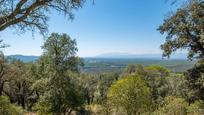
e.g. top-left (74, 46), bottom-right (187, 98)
top-left (160, 96), bottom-right (188, 115)
top-left (107, 75), bottom-right (152, 115)
top-left (152, 97), bottom-right (204, 115)
top-left (0, 96), bottom-right (24, 115)
top-left (35, 85), bottom-right (84, 115)
top-left (187, 100), bottom-right (204, 115)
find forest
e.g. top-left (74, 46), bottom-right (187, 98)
top-left (0, 0), bottom-right (204, 115)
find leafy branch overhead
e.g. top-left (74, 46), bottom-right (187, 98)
top-left (158, 0), bottom-right (204, 60)
top-left (0, 0), bottom-right (84, 35)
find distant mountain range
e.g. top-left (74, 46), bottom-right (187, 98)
top-left (7, 55), bottom-right (39, 62)
top-left (95, 53), bottom-right (188, 59)
top-left (6, 53), bottom-right (188, 62)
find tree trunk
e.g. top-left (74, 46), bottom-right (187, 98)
top-left (21, 96), bottom-right (25, 109)
top-left (0, 80), bottom-right (4, 96)
top-left (0, 62), bottom-right (4, 96)
top-left (67, 109), bottom-right (72, 115)
top-left (87, 96), bottom-right (90, 105)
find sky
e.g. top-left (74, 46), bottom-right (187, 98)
top-left (0, 0), bottom-right (180, 57)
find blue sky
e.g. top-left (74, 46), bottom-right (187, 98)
top-left (0, 0), bottom-right (179, 57)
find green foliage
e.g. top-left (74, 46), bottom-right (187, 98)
top-left (0, 96), bottom-right (24, 115)
top-left (77, 74), bottom-right (98, 105)
top-left (0, 59), bottom-right (40, 110)
top-left (159, 96), bottom-right (188, 115)
top-left (123, 65), bottom-right (190, 110)
top-left (187, 100), bottom-right (204, 114)
top-left (164, 73), bottom-right (189, 99)
top-left (35, 82), bottom-right (84, 115)
top-left (158, 0), bottom-right (204, 59)
top-left (42, 33), bottom-right (83, 73)
top-left (145, 65), bottom-right (170, 77)
top-left (185, 60), bottom-right (204, 101)
top-left (152, 97), bottom-right (204, 115)
top-left (35, 33), bottom-right (84, 114)
top-left (158, 0), bottom-right (204, 105)
top-left (124, 64), bottom-right (145, 75)
top-left (144, 65), bottom-right (170, 106)
top-left (107, 75), bottom-right (152, 115)
top-left (95, 73), bottom-right (119, 103)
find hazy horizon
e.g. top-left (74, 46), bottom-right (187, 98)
top-left (7, 52), bottom-right (188, 60)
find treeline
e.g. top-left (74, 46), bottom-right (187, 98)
top-left (0, 33), bottom-right (204, 115)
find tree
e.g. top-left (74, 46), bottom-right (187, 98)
top-left (35, 33), bottom-right (84, 114)
top-left (41, 33), bottom-right (83, 73)
top-left (158, 0), bottom-right (204, 103)
top-left (0, 52), bottom-right (6, 96)
top-left (0, 40), bottom-right (10, 96)
top-left (152, 96), bottom-right (204, 115)
top-left (3, 60), bottom-right (28, 109)
top-left (185, 60), bottom-right (204, 101)
top-left (187, 100), bottom-right (204, 114)
top-left (144, 65), bottom-right (170, 106)
top-left (123, 64), bottom-right (145, 76)
top-left (107, 75), bottom-right (152, 115)
top-left (0, 0), bottom-right (84, 35)
top-left (164, 73), bottom-right (189, 100)
top-left (158, 0), bottom-right (204, 60)
top-left (77, 74), bottom-right (98, 105)
top-left (156, 96), bottom-right (188, 115)
top-left (95, 73), bottom-right (119, 104)
top-left (36, 79), bottom-right (84, 115)
top-left (3, 60), bottom-right (38, 110)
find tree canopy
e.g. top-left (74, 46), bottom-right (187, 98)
top-left (158, 0), bottom-right (204, 60)
top-left (107, 75), bottom-right (152, 115)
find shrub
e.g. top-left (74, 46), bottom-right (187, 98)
top-left (107, 75), bottom-right (152, 115)
top-left (0, 96), bottom-right (24, 115)
top-left (187, 100), bottom-right (204, 115)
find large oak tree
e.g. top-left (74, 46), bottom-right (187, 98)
top-left (158, 0), bottom-right (204, 60)
top-left (158, 0), bottom-right (204, 102)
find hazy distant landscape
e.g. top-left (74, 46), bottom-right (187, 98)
top-left (83, 58), bottom-right (195, 73)
top-left (9, 54), bottom-right (196, 73)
